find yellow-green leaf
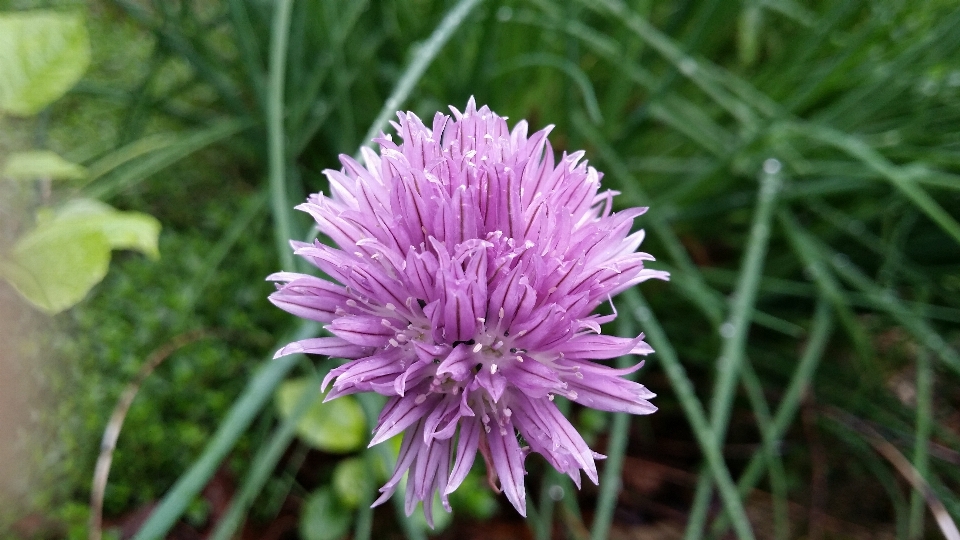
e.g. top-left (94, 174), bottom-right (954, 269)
top-left (0, 199), bottom-right (162, 313)
top-left (0, 11), bottom-right (91, 116)
top-left (47, 199), bottom-right (161, 259)
top-left (0, 225), bottom-right (110, 315)
top-left (3, 150), bottom-right (87, 180)
top-left (332, 458), bottom-right (373, 508)
top-left (275, 378), bottom-right (366, 453)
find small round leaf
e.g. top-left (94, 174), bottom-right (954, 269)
top-left (299, 486), bottom-right (353, 540)
top-left (275, 377), bottom-right (367, 453)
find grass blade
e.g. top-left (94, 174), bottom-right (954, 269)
top-left (686, 167), bottom-right (782, 540)
top-left (787, 122), bottom-right (960, 246)
top-left (358, 0), bottom-right (485, 151)
top-left (909, 346), bottom-right (934, 540)
top-left (208, 369), bottom-right (323, 540)
top-left (707, 300), bottom-right (834, 539)
top-left (590, 314), bottom-right (639, 540)
top-left (267, 0), bottom-right (296, 271)
top-left (131, 321), bottom-right (319, 540)
top-left (627, 289), bottom-right (757, 540)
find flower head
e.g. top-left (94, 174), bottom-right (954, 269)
top-left (269, 98), bottom-right (668, 522)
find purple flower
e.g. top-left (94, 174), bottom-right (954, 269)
top-left (268, 98), bottom-right (668, 523)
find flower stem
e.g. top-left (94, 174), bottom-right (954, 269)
top-left (628, 290), bottom-right (757, 540)
top-left (685, 166), bottom-right (781, 540)
top-left (706, 300), bottom-right (833, 540)
top-left (590, 314), bottom-right (638, 540)
top-left (357, 0), bottom-right (485, 152)
top-left (268, 0), bottom-right (296, 271)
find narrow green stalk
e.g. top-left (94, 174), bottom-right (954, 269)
top-left (590, 314), bottom-right (638, 540)
top-left (132, 321), bottom-right (320, 540)
top-left (267, 0), bottom-right (296, 271)
top-left (353, 450), bottom-right (378, 540)
top-left (356, 393), bottom-right (426, 540)
top-left (685, 168), bottom-right (781, 540)
top-left (908, 347), bottom-right (933, 540)
top-left (358, 0), bottom-right (485, 150)
top-left (707, 300), bottom-right (834, 539)
top-left (209, 373), bottom-right (323, 540)
top-left (227, 0), bottom-right (266, 110)
top-left (628, 290), bottom-right (757, 540)
top-left (530, 471), bottom-right (558, 540)
top-left (778, 210), bottom-right (875, 367)
top-left (739, 362), bottom-right (790, 540)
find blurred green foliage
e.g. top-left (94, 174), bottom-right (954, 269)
top-left (2, 0), bottom-right (959, 538)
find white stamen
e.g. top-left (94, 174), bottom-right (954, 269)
top-left (499, 307), bottom-right (505, 320)
top-left (473, 343), bottom-right (483, 353)
top-left (548, 394), bottom-right (555, 401)
top-left (490, 363), bottom-right (498, 374)
top-left (389, 339), bottom-right (399, 347)
top-left (415, 394), bottom-right (427, 404)
top-left (385, 303), bottom-right (396, 311)
top-left (504, 408), bottom-right (512, 417)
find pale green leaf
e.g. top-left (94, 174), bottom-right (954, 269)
top-left (275, 378), bottom-right (366, 453)
top-left (1, 199), bottom-right (161, 313)
top-left (0, 11), bottom-right (91, 116)
top-left (299, 487), bottom-right (353, 540)
top-left (3, 150), bottom-right (87, 180)
top-left (332, 457), bottom-right (373, 508)
top-left (47, 199), bottom-right (161, 259)
top-left (0, 225), bottom-right (110, 315)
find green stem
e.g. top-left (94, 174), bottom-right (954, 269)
top-left (908, 346), bottom-right (933, 540)
top-left (685, 168), bottom-right (781, 540)
top-left (208, 372), bottom-right (323, 540)
top-left (707, 300), bottom-right (834, 539)
top-left (132, 321), bottom-right (320, 540)
top-left (268, 0), bottom-right (296, 271)
top-left (590, 314), bottom-right (638, 540)
top-left (628, 290), bottom-right (757, 540)
top-left (739, 362), bottom-right (790, 540)
top-left (358, 0), bottom-right (485, 151)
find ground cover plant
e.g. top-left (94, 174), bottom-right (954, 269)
top-left (1, 0), bottom-right (959, 539)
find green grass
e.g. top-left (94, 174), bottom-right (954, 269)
top-left (4, 0), bottom-right (960, 538)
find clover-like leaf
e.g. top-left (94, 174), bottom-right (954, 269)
top-left (298, 487), bottom-right (353, 540)
top-left (275, 377), bottom-right (367, 453)
top-left (0, 11), bottom-right (91, 116)
top-left (2, 150), bottom-right (87, 181)
top-left (0, 225), bottom-right (110, 314)
top-left (1, 199), bottom-right (161, 314)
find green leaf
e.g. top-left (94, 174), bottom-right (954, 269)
top-left (275, 377), bottom-right (366, 453)
top-left (49, 199), bottom-right (161, 259)
top-left (2, 150), bottom-right (87, 180)
top-left (0, 11), bottom-right (91, 116)
top-left (332, 457), bottom-right (373, 508)
top-left (0, 225), bottom-right (110, 315)
top-left (299, 486), bottom-right (353, 540)
top-left (0, 199), bottom-right (161, 314)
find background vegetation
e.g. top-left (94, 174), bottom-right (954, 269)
top-left (1, 0), bottom-right (959, 539)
